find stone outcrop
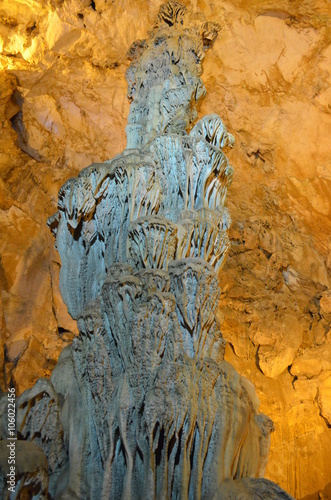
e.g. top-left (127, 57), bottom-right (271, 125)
top-left (213, 478), bottom-right (295, 500)
top-left (0, 2), bottom-right (294, 499)
top-left (0, 0), bottom-right (330, 498)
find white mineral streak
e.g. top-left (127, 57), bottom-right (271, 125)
top-left (9, 2), bottom-right (293, 499)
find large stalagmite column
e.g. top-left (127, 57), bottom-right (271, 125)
top-left (1, 2), bottom-right (294, 499)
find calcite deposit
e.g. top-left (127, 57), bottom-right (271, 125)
top-left (0, 0), bottom-right (330, 498)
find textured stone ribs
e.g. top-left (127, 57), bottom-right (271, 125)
top-left (9, 2), bottom-right (293, 499)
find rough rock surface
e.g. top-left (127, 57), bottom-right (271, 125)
top-left (213, 478), bottom-right (295, 500)
top-left (0, 0), bottom-right (330, 498)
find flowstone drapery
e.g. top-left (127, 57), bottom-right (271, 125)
top-left (1, 2), bottom-right (294, 499)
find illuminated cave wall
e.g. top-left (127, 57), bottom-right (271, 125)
top-left (0, 0), bottom-right (330, 498)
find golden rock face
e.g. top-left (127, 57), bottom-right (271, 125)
top-left (0, 1), bottom-right (330, 498)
